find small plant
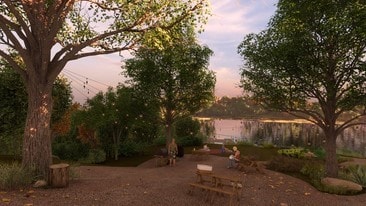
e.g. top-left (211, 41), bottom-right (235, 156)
top-left (68, 164), bottom-right (81, 180)
top-left (262, 142), bottom-right (275, 149)
top-left (0, 163), bottom-right (34, 190)
top-left (300, 162), bottom-right (325, 186)
top-left (311, 147), bottom-right (326, 159)
top-left (278, 147), bottom-right (305, 157)
top-left (339, 165), bottom-right (366, 188)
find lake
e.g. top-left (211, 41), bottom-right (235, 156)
top-left (201, 119), bottom-right (366, 156)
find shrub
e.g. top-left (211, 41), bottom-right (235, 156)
top-left (69, 164), bottom-right (81, 180)
top-left (300, 162), bottom-right (325, 186)
top-left (311, 147), bottom-right (326, 159)
top-left (79, 149), bottom-right (106, 164)
top-left (52, 139), bottom-right (89, 161)
top-left (262, 142), bottom-right (275, 148)
top-left (176, 135), bottom-right (203, 147)
top-left (153, 135), bottom-right (166, 146)
top-left (0, 163), bottom-right (34, 190)
top-left (339, 165), bottom-right (366, 188)
top-left (0, 131), bottom-right (23, 156)
top-left (266, 155), bottom-right (304, 173)
top-left (120, 140), bottom-right (148, 157)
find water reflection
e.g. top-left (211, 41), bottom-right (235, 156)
top-left (203, 119), bottom-right (366, 156)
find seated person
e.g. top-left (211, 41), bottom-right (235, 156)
top-left (202, 144), bottom-right (210, 151)
top-left (227, 146), bottom-right (240, 168)
top-left (221, 143), bottom-right (231, 154)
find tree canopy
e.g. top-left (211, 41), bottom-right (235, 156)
top-left (238, 0), bottom-right (366, 177)
top-left (123, 39), bottom-right (216, 144)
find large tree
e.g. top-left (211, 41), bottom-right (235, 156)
top-left (238, 0), bottom-right (366, 177)
top-left (0, 0), bottom-right (209, 178)
top-left (0, 60), bottom-right (73, 155)
top-left (123, 38), bottom-right (216, 145)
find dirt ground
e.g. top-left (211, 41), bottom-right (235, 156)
top-left (1, 155), bottom-right (365, 206)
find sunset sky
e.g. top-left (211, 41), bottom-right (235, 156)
top-left (62, 0), bottom-right (278, 103)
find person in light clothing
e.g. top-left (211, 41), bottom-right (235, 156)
top-left (168, 138), bottom-right (178, 166)
top-left (227, 146), bottom-right (240, 168)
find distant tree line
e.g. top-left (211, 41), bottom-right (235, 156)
top-left (196, 96), bottom-right (295, 119)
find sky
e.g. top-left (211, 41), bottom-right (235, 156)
top-left (62, 0), bottom-right (278, 103)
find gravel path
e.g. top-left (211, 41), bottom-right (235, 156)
top-left (1, 155), bottom-right (365, 206)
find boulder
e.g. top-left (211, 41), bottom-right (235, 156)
top-left (303, 151), bottom-right (317, 158)
top-left (321, 177), bottom-right (363, 193)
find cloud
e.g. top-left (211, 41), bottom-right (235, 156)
top-left (213, 67), bottom-right (242, 97)
top-left (199, 0), bottom-right (277, 97)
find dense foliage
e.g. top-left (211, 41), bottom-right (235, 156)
top-left (69, 85), bottom-right (160, 160)
top-left (123, 38), bottom-right (216, 145)
top-left (0, 63), bottom-right (73, 156)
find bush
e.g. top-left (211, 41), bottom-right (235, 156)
top-left (0, 131), bottom-right (23, 156)
top-left (0, 163), bottom-right (34, 190)
top-left (176, 135), bottom-right (203, 147)
top-left (52, 140), bottom-right (89, 161)
top-left (120, 140), bottom-right (148, 157)
top-left (300, 162), bottom-right (325, 186)
top-left (266, 155), bottom-right (304, 173)
top-left (312, 147), bottom-right (326, 159)
top-left (153, 135), bottom-right (166, 146)
top-left (79, 149), bottom-right (106, 164)
top-left (69, 164), bottom-right (81, 180)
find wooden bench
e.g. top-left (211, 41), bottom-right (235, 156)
top-left (188, 182), bottom-right (239, 205)
top-left (196, 168), bottom-right (213, 184)
top-left (188, 169), bottom-right (242, 206)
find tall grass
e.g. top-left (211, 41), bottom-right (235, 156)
top-left (0, 163), bottom-right (34, 190)
top-left (340, 165), bottom-right (366, 188)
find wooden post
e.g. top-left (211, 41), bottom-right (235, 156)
top-left (49, 163), bottom-right (69, 188)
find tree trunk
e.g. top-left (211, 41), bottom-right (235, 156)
top-left (22, 84), bottom-right (53, 179)
top-left (324, 132), bottom-right (338, 177)
top-left (113, 132), bottom-right (118, 160)
top-left (165, 123), bottom-right (173, 147)
top-left (164, 109), bottom-right (174, 147)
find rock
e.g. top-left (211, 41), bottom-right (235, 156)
top-left (33, 180), bottom-right (47, 188)
top-left (321, 177), bottom-right (363, 192)
top-left (303, 151), bottom-right (316, 158)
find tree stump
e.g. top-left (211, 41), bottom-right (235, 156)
top-left (49, 163), bottom-right (70, 188)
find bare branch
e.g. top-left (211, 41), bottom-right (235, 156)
top-left (0, 49), bottom-right (26, 79)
